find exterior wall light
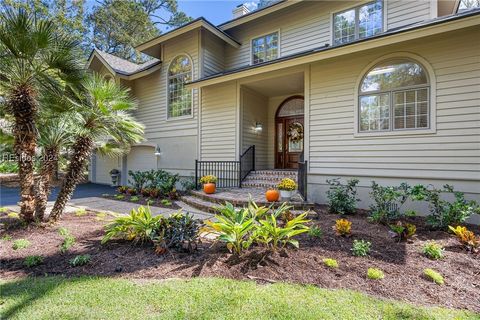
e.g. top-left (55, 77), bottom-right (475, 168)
top-left (154, 146), bottom-right (162, 157)
top-left (254, 122), bottom-right (263, 132)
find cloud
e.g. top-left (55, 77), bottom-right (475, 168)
top-left (243, 1), bottom-right (258, 11)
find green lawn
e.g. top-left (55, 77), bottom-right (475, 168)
top-left (0, 277), bottom-right (476, 320)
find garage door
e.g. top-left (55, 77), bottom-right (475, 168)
top-left (127, 146), bottom-right (156, 174)
top-left (95, 154), bottom-right (120, 185)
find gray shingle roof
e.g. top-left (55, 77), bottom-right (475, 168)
top-left (94, 49), bottom-right (161, 76)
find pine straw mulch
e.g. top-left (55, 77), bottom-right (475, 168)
top-left (0, 209), bottom-right (479, 313)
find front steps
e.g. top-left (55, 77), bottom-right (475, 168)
top-left (241, 170), bottom-right (298, 188)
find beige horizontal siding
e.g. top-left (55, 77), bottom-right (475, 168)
top-left (132, 30), bottom-right (199, 139)
top-left (202, 30), bottom-right (225, 77)
top-left (241, 88), bottom-right (269, 169)
top-left (223, 1), bottom-right (435, 71)
top-left (387, 0), bottom-right (433, 30)
top-left (308, 28), bottom-right (480, 182)
top-left (201, 82), bottom-right (237, 161)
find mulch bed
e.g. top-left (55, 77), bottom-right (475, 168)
top-left (1, 210), bottom-right (479, 313)
top-left (102, 194), bottom-right (182, 210)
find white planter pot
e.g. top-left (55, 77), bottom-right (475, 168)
top-left (280, 190), bottom-right (293, 201)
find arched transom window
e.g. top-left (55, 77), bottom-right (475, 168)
top-left (358, 59), bottom-right (430, 132)
top-left (168, 55), bottom-right (192, 118)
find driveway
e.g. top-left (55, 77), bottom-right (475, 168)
top-left (0, 183), bottom-right (116, 206)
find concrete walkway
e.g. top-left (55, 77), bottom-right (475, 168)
top-left (70, 197), bottom-right (213, 220)
top-left (2, 197), bottom-right (213, 221)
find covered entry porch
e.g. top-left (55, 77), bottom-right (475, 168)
top-left (239, 69), bottom-right (306, 171)
top-left (195, 67), bottom-right (309, 200)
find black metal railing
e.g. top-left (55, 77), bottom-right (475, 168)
top-left (298, 151), bottom-right (308, 201)
top-left (240, 145), bottom-right (255, 181)
top-left (195, 145), bottom-right (255, 189)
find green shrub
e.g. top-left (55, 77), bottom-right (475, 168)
top-left (422, 241), bottom-right (444, 260)
top-left (253, 203), bottom-right (310, 250)
top-left (389, 222), bottom-right (416, 242)
top-left (180, 177), bottom-right (196, 191)
top-left (156, 212), bottom-right (201, 253)
top-left (12, 239), bottom-right (30, 250)
top-left (58, 227), bottom-right (70, 236)
top-left (308, 225), bottom-right (323, 238)
top-left (326, 178), bottom-right (359, 215)
top-left (161, 199), bottom-right (172, 206)
top-left (128, 170), bottom-right (149, 190)
top-left (59, 235), bottom-right (76, 253)
top-left (69, 254), bottom-right (91, 267)
top-left (1, 234), bottom-right (12, 241)
top-left (130, 196), bottom-right (139, 202)
top-left (322, 258), bottom-right (338, 268)
top-left (75, 208), bottom-right (87, 216)
top-left (204, 202), bottom-right (262, 255)
top-left (146, 199), bottom-right (155, 206)
top-left (423, 268), bottom-right (444, 285)
top-left (114, 194), bottom-right (125, 200)
top-left (24, 255), bottom-right (43, 267)
top-left (367, 268), bottom-right (384, 280)
top-left (351, 239), bottom-right (371, 257)
top-left (102, 206), bottom-right (164, 244)
top-left (0, 207), bottom-right (8, 213)
top-left (0, 161), bottom-right (19, 173)
top-left (368, 182), bottom-right (413, 224)
top-left (411, 184), bottom-right (480, 230)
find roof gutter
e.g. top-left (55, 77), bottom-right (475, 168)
top-left (188, 12), bottom-right (480, 89)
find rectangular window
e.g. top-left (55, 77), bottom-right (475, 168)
top-left (393, 89), bottom-right (429, 130)
top-left (334, 1), bottom-right (383, 45)
top-left (252, 32), bottom-right (278, 64)
top-left (359, 89), bottom-right (429, 133)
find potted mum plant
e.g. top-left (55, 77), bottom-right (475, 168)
top-left (200, 175), bottom-right (217, 194)
top-left (277, 178), bottom-right (297, 201)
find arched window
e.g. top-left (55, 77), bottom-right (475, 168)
top-left (168, 55), bottom-right (192, 118)
top-left (358, 59), bottom-right (430, 132)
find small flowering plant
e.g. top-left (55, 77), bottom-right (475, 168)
top-left (200, 175), bottom-right (217, 184)
top-left (277, 178), bottom-right (297, 191)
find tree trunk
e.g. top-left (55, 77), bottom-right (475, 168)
top-left (34, 147), bottom-right (59, 221)
top-left (49, 136), bottom-right (93, 222)
top-left (9, 85), bottom-right (38, 222)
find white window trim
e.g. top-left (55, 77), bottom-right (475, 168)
top-left (353, 52), bottom-right (437, 138)
top-left (330, 0), bottom-right (385, 46)
top-left (249, 29), bottom-right (281, 66)
top-left (166, 53), bottom-right (195, 121)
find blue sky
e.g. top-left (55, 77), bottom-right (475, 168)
top-left (177, 0), bottom-right (259, 26)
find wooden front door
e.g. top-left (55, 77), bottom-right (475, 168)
top-left (275, 96), bottom-right (304, 169)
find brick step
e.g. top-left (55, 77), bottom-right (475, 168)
top-left (187, 189), bottom-right (314, 211)
top-left (241, 180), bottom-right (279, 188)
top-left (250, 170), bottom-right (297, 177)
top-left (243, 175), bottom-right (297, 182)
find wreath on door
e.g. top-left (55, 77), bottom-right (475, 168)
top-left (287, 122), bottom-right (303, 143)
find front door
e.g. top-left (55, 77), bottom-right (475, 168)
top-left (275, 96), bottom-right (304, 169)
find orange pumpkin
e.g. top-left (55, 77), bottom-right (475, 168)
top-left (265, 189), bottom-right (280, 202)
top-left (203, 183), bottom-right (216, 194)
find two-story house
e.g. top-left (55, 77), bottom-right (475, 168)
top-left (87, 0), bottom-right (480, 220)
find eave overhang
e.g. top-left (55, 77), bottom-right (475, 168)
top-left (136, 18), bottom-right (241, 57)
top-left (188, 11), bottom-right (480, 89)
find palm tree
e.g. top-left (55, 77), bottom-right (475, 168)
top-left (49, 74), bottom-right (144, 221)
top-left (0, 9), bottom-right (84, 222)
top-left (34, 113), bottom-right (74, 221)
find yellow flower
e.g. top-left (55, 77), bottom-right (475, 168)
top-left (277, 178), bottom-right (297, 191)
top-left (200, 175), bottom-right (217, 184)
